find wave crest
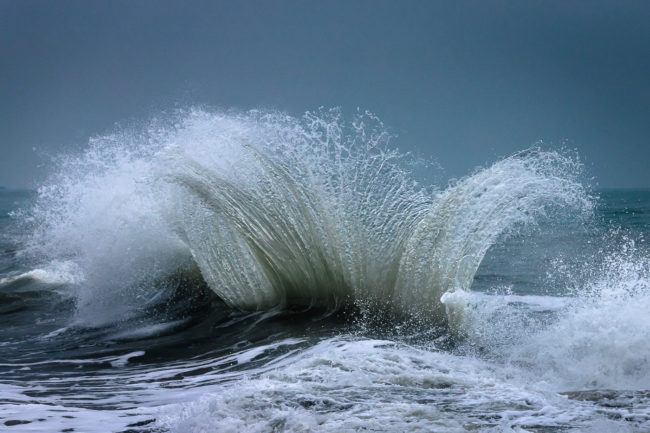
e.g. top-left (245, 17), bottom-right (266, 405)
top-left (21, 108), bottom-right (592, 324)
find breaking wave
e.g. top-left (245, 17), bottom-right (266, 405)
top-left (18, 108), bottom-right (592, 324)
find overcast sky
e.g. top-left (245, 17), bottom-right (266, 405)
top-left (1, 0), bottom-right (648, 188)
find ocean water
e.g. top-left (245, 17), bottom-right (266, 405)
top-left (1, 109), bottom-right (649, 432)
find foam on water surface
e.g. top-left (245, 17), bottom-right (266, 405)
top-left (2, 109), bottom-right (648, 432)
top-left (154, 337), bottom-right (650, 432)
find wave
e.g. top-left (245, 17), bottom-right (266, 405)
top-left (509, 241), bottom-right (650, 390)
top-left (443, 236), bottom-right (650, 391)
top-left (0, 261), bottom-right (82, 288)
top-left (18, 108), bottom-right (592, 324)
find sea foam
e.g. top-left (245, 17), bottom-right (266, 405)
top-left (21, 108), bottom-right (592, 325)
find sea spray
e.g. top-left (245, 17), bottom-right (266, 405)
top-left (20, 108), bottom-right (592, 325)
top-left (509, 237), bottom-right (650, 390)
top-left (445, 233), bottom-right (650, 391)
top-left (6, 111), bottom-right (650, 433)
top-left (396, 148), bottom-right (592, 317)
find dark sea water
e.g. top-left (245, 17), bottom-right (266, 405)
top-left (1, 110), bottom-right (649, 432)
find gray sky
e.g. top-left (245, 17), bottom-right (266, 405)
top-left (1, 0), bottom-right (648, 188)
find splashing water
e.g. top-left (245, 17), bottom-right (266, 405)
top-left (6, 109), bottom-right (650, 433)
top-left (442, 234), bottom-right (650, 394)
top-left (20, 108), bottom-right (592, 325)
top-left (510, 239), bottom-right (650, 391)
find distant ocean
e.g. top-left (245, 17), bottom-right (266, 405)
top-left (1, 109), bottom-right (648, 432)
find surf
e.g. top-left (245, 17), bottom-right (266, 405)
top-left (19, 108), bottom-right (592, 325)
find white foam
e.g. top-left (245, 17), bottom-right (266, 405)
top-left (0, 261), bottom-right (83, 287)
top-left (3, 330), bottom-right (648, 432)
top-left (447, 240), bottom-right (650, 393)
top-left (153, 337), bottom-right (649, 432)
top-left (21, 108), bottom-right (591, 325)
top-left (508, 246), bottom-right (650, 391)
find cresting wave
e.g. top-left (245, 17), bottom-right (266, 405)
top-left (19, 109), bottom-right (592, 324)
